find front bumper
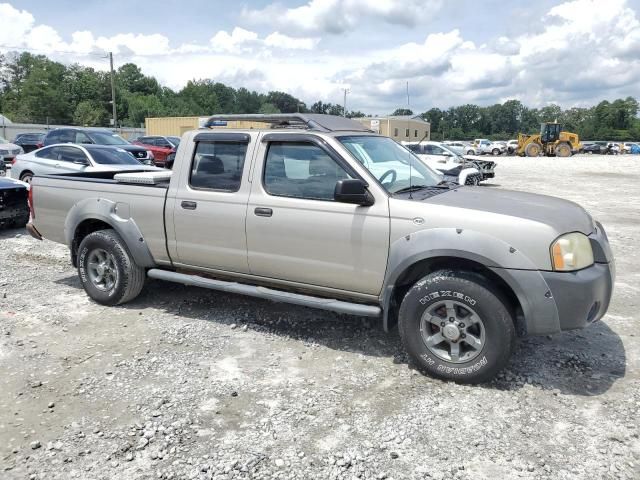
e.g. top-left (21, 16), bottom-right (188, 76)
top-left (541, 261), bottom-right (615, 331)
top-left (491, 222), bottom-right (615, 335)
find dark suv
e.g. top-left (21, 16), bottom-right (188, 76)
top-left (43, 128), bottom-right (153, 164)
top-left (13, 132), bottom-right (45, 153)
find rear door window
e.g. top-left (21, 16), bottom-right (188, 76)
top-left (35, 146), bottom-right (60, 159)
top-left (57, 146), bottom-right (89, 163)
top-left (75, 132), bottom-right (92, 144)
top-left (189, 141), bottom-right (248, 192)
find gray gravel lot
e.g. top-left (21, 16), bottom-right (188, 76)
top-left (1, 155), bottom-right (639, 480)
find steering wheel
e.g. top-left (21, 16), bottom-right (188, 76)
top-left (379, 169), bottom-right (397, 184)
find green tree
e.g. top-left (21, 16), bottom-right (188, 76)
top-left (73, 100), bottom-right (109, 126)
top-left (258, 103), bottom-right (280, 114)
top-left (391, 108), bottom-right (413, 116)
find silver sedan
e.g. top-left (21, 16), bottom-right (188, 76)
top-left (12, 144), bottom-right (161, 183)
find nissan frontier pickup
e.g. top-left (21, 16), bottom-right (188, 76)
top-left (26, 114), bottom-right (615, 383)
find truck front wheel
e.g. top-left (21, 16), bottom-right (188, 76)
top-left (398, 270), bottom-right (515, 383)
top-left (77, 229), bottom-right (145, 306)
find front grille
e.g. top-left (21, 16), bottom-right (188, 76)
top-left (132, 150), bottom-right (147, 159)
top-left (0, 188), bottom-right (28, 209)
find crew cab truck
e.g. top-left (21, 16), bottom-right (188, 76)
top-left (26, 114), bottom-right (615, 384)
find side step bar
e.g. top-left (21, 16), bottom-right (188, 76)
top-left (147, 269), bottom-right (382, 317)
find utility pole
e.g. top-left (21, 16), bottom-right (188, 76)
top-left (109, 52), bottom-right (117, 128)
top-left (342, 88), bottom-right (350, 117)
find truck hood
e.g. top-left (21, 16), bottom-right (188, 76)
top-left (427, 187), bottom-right (595, 235)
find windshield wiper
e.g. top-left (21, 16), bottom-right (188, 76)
top-left (393, 185), bottom-right (430, 195)
top-left (437, 180), bottom-right (458, 187)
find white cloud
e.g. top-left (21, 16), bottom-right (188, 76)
top-left (242, 0), bottom-right (444, 36)
top-left (210, 27), bottom-right (259, 53)
top-left (0, 3), bottom-right (34, 45)
top-left (264, 32), bottom-right (319, 50)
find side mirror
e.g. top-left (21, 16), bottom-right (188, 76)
top-left (443, 152), bottom-right (452, 157)
top-left (334, 179), bottom-right (374, 206)
top-left (73, 159), bottom-right (90, 165)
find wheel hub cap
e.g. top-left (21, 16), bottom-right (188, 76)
top-left (419, 300), bottom-right (486, 364)
top-left (442, 324), bottom-right (460, 341)
top-left (87, 248), bottom-right (118, 292)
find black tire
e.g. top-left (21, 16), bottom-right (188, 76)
top-left (555, 142), bottom-right (572, 158)
top-left (524, 143), bottom-right (541, 157)
top-left (398, 270), bottom-right (515, 384)
top-left (20, 171), bottom-right (33, 184)
top-left (14, 214), bottom-right (29, 228)
top-left (77, 229), bottom-right (145, 306)
top-left (491, 148), bottom-right (500, 156)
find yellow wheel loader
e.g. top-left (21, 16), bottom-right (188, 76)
top-left (517, 122), bottom-right (582, 157)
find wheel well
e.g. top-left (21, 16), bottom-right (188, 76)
top-left (71, 219), bottom-right (112, 267)
top-left (20, 170), bottom-right (33, 179)
top-left (387, 256), bottom-right (524, 334)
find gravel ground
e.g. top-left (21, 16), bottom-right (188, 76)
top-left (1, 155), bottom-right (639, 480)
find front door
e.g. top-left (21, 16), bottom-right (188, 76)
top-left (172, 133), bottom-right (252, 273)
top-left (246, 137), bottom-right (389, 296)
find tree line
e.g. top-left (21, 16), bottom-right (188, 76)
top-left (1, 52), bottom-right (639, 140)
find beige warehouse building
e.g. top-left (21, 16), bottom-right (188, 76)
top-left (145, 116), bottom-right (268, 136)
top-left (146, 115), bottom-right (430, 141)
top-left (356, 116), bottom-right (430, 142)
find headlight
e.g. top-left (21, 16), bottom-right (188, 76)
top-left (550, 232), bottom-right (594, 271)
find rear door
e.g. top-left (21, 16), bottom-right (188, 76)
top-left (172, 132), bottom-right (253, 273)
top-left (245, 134), bottom-right (389, 295)
top-left (31, 146), bottom-right (64, 175)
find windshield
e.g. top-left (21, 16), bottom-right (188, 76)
top-left (89, 148), bottom-right (141, 165)
top-left (87, 132), bottom-right (130, 145)
top-left (339, 136), bottom-right (442, 194)
top-left (167, 136), bottom-right (181, 146)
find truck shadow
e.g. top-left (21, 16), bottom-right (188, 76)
top-left (55, 275), bottom-right (626, 397)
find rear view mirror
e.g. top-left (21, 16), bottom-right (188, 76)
top-left (334, 179), bottom-right (374, 206)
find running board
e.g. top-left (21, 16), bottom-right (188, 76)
top-left (147, 269), bottom-right (382, 317)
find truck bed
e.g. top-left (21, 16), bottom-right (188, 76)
top-left (32, 171), bottom-right (171, 263)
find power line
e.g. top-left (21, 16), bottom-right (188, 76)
top-left (0, 44), bottom-right (109, 58)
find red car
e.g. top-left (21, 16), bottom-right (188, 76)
top-left (132, 135), bottom-right (180, 167)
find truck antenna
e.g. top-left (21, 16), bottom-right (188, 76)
top-left (406, 81), bottom-right (413, 199)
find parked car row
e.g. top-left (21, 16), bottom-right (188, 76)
top-left (441, 138), bottom-right (640, 156)
top-left (580, 141), bottom-right (640, 154)
top-left (6, 128), bottom-right (179, 184)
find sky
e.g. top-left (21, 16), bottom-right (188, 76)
top-left (1, 0), bottom-right (640, 114)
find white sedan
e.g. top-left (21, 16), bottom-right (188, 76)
top-left (11, 144), bottom-right (161, 183)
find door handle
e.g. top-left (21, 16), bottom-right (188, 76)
top-left (181, 201), bottom-right (197, 210)
top-left (254, 207), bottom-right (273, 217)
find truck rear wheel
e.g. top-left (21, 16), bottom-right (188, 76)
top-left (398, 270), bottom-right (515, 384)
top-left (77, 229), bottom-right (145, 306)
top-left (524, 143), bottom-right (542, 157)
